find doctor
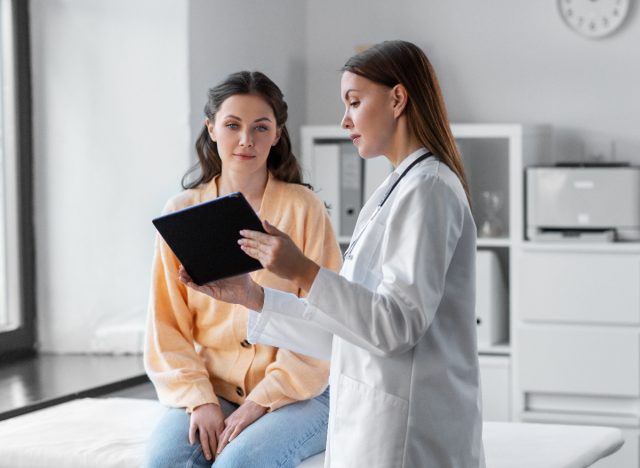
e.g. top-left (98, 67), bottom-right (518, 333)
top-left (181, 40), bottom-right (485, 467)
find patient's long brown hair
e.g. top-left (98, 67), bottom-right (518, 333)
top-left (342, 41), bottom-right (470, 203)
top-left (182, 71), bottom-right (305, 189)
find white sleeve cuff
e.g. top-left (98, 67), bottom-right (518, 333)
top-left (245, 287), bottom-right (333, 361)
top-left (246, 287), bottom-right (305, 345)
top-left (246, 308), bottom-right (271, 345)
top-left (305, 267), bottom-right (335, 319)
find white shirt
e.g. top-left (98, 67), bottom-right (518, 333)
top-left (248, 148), bottom-right (485, 467)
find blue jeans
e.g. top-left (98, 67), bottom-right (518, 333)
top-left (143, 388), bottom-right (329, 468)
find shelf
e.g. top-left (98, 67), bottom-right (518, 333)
top-left (338, 236), bottom-right (352, 245)
top-left (477, 237), bottom-right (511, 248)
top-left (522, 241), bottom-right (640, 254)
top-left (343, 236), bottom-right (512, 249)
top-left (478, 342), bottom-right (511, 356)
top-left (520, 410), bottom-right (640, 428)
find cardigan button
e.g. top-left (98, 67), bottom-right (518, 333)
top-left (236, 387), bottom-right (245, 397)
top-left (240, 339), bottom-right (251, 348)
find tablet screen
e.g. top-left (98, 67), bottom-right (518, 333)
top-left (152, 192), bottom-right (265, 285)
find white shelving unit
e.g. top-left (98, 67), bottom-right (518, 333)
top-left (303, 124), bottom-right (640, 465)
top-left (452, 124), bottom-right (550, 423)
top-left (301, 123), bottom-right (551, 423)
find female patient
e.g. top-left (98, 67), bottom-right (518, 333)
top-left (143, 71), bottom-right (342, 468)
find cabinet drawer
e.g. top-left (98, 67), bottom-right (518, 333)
top-left (479, 355), bottom-right (510, 422)
top-left (519, 252), bottom-right (640, 325)
top-left (518, 325), bottom-right (640, 397)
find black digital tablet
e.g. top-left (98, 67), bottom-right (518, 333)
top-left (152, 192), bottom-right (265, 285)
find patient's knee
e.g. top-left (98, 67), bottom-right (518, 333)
top-left (213, 442), bottom-right (274, 468)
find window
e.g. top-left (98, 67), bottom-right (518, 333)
top-left (0, 0), bottom-right (35, 358)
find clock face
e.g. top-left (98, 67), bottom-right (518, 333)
top-left (557, 0), bottom-right (630, 38)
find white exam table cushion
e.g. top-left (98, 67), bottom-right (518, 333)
top-left (0, 398), bottom-right (165, 468)
top-left (0, 398), bottom-right (623, 468)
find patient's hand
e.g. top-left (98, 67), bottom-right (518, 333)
top-left (189, 402), bottom-right (225, 461)
top-left (178, 265), bottom-right (264, 311)
top-left (216, 399), bottom-right (268, 455)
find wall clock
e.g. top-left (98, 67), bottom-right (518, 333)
top-left (557, 0), bottom-right (631, 38)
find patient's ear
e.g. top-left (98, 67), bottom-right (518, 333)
top-left (273, 128), bottom-right (282, 146)
top-left (205, 118), bottom-right (216, 142)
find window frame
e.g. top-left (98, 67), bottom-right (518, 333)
top-left (0, 0), bottom-right (35, 359)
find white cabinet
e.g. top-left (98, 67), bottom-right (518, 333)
top-left (518, 324), bottom-right (640, 399)
top-left (479, 355), bottom-right (511, 421)
top-left (516, 245), bottom-right (640, 467)
top-left (519, 251), bottom-right (640, 325)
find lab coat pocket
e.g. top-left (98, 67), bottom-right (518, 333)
top-left (333, 373), bottom-right (409, 467)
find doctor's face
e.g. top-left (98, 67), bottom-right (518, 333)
top-left (340, 71), bottom-right (396, 159)
top-left (207, 94), bottom-right (281, 175)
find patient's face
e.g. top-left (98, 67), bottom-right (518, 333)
top-left (207, 94), bottom-right (281, 175)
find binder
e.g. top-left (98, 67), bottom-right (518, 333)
top-left (339, 143), bottom-right (362, 237)
top-left (311, 142), bottom-right (393, 239)
top-left (313, 143), bottom-right (340, 234)
top-left (475, 250), bottom-right (508, 346)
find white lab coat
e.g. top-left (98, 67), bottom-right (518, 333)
top-left (248, 149), bottom-right (485, 467)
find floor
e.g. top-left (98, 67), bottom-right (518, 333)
top-left (0, 353), bottom-right (151, 421)
top-left (102, 380), bottom-right (157, 399)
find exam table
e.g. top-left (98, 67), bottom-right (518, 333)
top-left (0, 398), bottom-right (623, 467)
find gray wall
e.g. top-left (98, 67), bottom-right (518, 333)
top-left (188, 0), bottom-right (307, 156)
top-left (305, 0), bottom-right (640, 164)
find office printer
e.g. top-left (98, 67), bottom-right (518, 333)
top-left (526, 163), bottom-right (640, 242)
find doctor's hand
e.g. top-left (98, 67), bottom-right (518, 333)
top-left (189, 402), bottom-right (225, 462)
top-left (178, 266), bottom-right (264, 311)
top-left (239, 220), bottom-right (320, 292)
top-left (216, 399), bottom-right (267, 455)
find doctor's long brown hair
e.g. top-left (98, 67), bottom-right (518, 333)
top-left (342, 41), bottom-right (471, 204)
top-left (182, 71), bottom-right (305, 189)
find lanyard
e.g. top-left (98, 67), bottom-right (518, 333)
top-left (343, 151), bottom-right (433, 260)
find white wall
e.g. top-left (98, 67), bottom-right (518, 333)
top-left (29, 0), bottom-right (308, 353)
top-left (305, 0), bottom-right (640, 164)
top-left (30, 0), bottom-right (190, 352)
top-left (188, 0), bottom-right (307, 157)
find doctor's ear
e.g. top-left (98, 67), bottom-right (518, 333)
top-left (391, 84), bottom-right (409, 119)
top-left (205, 118), bottom-right (216, 142)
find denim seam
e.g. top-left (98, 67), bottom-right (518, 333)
top-left (186, 443), bottom-right (205, 468)
top-left (275, 420), bottom-right (325, 468)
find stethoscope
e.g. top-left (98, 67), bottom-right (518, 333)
top-left (343, 151), bottom-right (433, 260)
